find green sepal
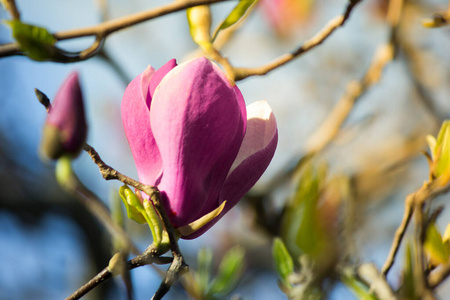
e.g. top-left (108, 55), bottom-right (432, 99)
top-left (5, 20), bottom-right (60, 61)
top-left (272, 237), bottom-right (294, 288)
top-left (207, 246), bottom-right (245, 297)
top-left (118, 185), bottom-right (147, 224)
top-left (212, 0), bottom-right (258, 41)
top-left (55, 155), bottom-right (73, 187)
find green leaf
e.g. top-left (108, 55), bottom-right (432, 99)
top-left (118, 185), bottom-right (147, 224)
top-left (207, 246), bottom-right (245, 297)
top-left (281, 163), bottom-right (327, 259)
top-left (196, 248), bottom-right (213, 294)
top-left (434, 120), bottom-right (450, 179)
top-left (272, 238), bottom-right (294, 288)
top-left (212, 0), bottom-right (258, 41)
top-left (341, 273), bottom-right (378, 300)
top-left (400, 243), bottom-right (420, 300)
top-left (6, 20), bottom-right (58, 61)
top-left (424, 222), bottom-right (450, 265)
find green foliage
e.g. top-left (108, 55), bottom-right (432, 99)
top-left (427, 120), bottom-right (450, 181)
top-left (185, 246), bottom-right (245, 299)
top-left (5, 20), bottom-right (59, 61)
top-left (118, 185), bottom-right (147, 224)
top-left (212, 0), bottom-right (258, 41)
top-left (424, 222), bottom-right (450, 265)
top-left (281, 163), bottom-right (328, 259)
top-left (399, 244), bottom-right (420, 300)
top-left (208, 246), bottom-right (245, 297)
top-left (118, 185), bottom-right (164, 245)
top-left (272, 237), bottom-right (294, 288)
top-left (341, 272), bottom-right (378, 300)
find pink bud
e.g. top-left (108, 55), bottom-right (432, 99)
top-left (122, 57), bottom-right (277, 239)
top-left (40, 72), bottom-right (87, 159)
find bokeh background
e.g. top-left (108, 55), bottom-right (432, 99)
top-left (0, 0), bottom-right (449, 299)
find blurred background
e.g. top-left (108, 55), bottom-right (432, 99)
top-left (0, 0), bottom-right (449, 299)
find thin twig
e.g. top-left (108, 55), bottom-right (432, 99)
top-left (429, 262), bottom-right (450, 288)
top-left (381, 194), bottom-right (414, 276)
top-left (232, 0), bottom-right (362, 81)
top-left (0, 0), bottom-right (231, 58)
top-left (4, 0), bottom-right (20, 20)
top-left (382, 179), bottom-right (450, 276)
top-left (66, 245), bottom-right (173, 300)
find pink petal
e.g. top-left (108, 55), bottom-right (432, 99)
top-left (150, 57), bottom-right (246, 227)
top-left (121, 65), bottom-right (163, 185)
top-left (149, 59), bottom-right (177, 99)
top-left (184, 101), bottom-right (278, 239)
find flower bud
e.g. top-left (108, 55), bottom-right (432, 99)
top-left (40, 72), bottom-right (87, 160)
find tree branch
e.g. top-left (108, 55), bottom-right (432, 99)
top-left (232, 0), bottom-right (362, 81)
top-left (0, 0), bottom-right (231, 59)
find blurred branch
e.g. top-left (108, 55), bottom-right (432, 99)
top-left (57, 158), bottom-right (141, 255)
top-left (2, 0), bottom-right (20, 19)
top-left (429, 262), bottom-right (450, 288)
top-left (232, 0), bottom-right (362, 81)
top-left (381, 178), bottom-right (450, 276)
top-left (0, 0), bottom-right (232, 59)
top-left (356, 263), bottom-right (396, 300)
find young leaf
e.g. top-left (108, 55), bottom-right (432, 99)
top-left (424, 222), bottom-right (450, 265)
top-left (196, 248), bottom-right (213, 294)
top-left (434, 120), bottom-right (450, 179)
top-left (212, 0), bottom-right (258, 41)
top-left (6, 20), bottom-right (58, 61)
top-left (272, 237), bottom-right (294, 287)
top-left (341, 273), bottom-right (377, 300)
top-left (207, 246), bottom-right (245, 297)
top-left (118, 185), bottom-right (147, 224)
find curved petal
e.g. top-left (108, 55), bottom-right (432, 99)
top-left (150, 57), bottom-right (246, 227)
top-left (183, 101), bottom-right (278, 239)
top-left (121, 65), bottom-right (163, 185)
top-left (149, 59), bottom-right (177, 100)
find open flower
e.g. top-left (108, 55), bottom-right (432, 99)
top-left (40, 72), bottom-right (87, 160)
top-left (122, 57), bottom-right (277, 239)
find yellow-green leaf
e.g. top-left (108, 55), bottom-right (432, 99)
top-left (6, 20), bottom-right (58, 61)
top-left (118, 185), bottom-right (147, 224)
top-left (212, 0), bottom-right (258, 41)
top-left (434, 121), bottom-right (450, 179)
top-left (208, 246), bottom-right (245, 297)
top-left (272, 238), bottom-right (294, 288)
top-left (424, 222), bottom-right (450, 265)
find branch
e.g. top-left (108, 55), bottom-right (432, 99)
top-left (66, 244), bottom-right (173, 300)
top-left (381, 178), bottom-right (450, 276)
top-left (83, 143), bottom-right (189, 298)
top-left (232, 0), bottom-right (362, 81)
top-left (0, 0), bottom-right (232, 59)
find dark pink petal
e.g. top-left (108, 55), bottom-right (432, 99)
top-left (45, 71), bottom-right (87, 157)
top-left (149, 59), bottom-right (177, 100)
top-left (183, 101), bottom-right (278, 239)
top-left (150, 57), bottom-right (246, 227)
top-left (121, 65), bottom-right (163, 185)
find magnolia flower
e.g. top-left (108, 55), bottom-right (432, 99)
top-left (122, 57), bottom-right (277, 239)
top-left (40, 72), bottom-right (87, 159)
